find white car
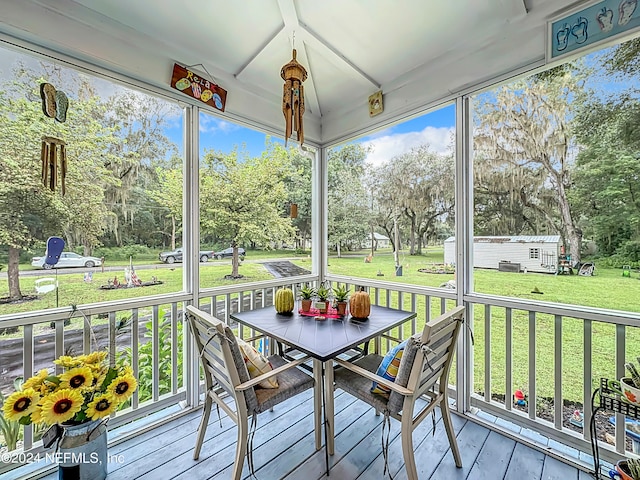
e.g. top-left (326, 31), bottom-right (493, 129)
top-left (31, 252), bottom-right (103, 269)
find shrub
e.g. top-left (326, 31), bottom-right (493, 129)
top-left (116, 312), bottom-right (183, 403)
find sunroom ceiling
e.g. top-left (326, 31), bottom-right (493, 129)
top-left (0, 0), bottom-right (579, 145)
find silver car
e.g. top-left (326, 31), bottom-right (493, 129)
top-left (31, 252), bottom-right (103, 269)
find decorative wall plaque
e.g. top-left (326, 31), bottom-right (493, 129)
top-left (170, 63), bottom-right (227, 112)
top-left (547, 0), bottom-right (640, 62)
top-left (368, 91), bottom-right (383, 117)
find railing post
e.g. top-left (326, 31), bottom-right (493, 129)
top-left (528, 310), bottom-right (537, 421)
top-left (583, 319), bottom-right (593, 443)
top-left (554, 315), bottom-right (563, 430)
top-left (505, 308), bottom-right (513, 411)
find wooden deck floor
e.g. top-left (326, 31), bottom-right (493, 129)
top-left (17, 389), bottom-right (593, 480)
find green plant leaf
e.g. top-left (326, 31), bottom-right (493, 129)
top-left (19, 414), bottom-right (32, 425)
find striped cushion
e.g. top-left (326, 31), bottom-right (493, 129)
top-left (371, 340), bottom-right (407, 396)
top-left (237, 338), bottom-right (278, 389)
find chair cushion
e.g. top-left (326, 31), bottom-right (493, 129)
top-left (223, 326), bottom-right (259, 412)
top-left (253, 355), bottom-right (315, 413)
top-left (387, 336), bottom-right (419, 413)
top-left (333, 355), bottom-right (390, 413)
top-left (371, 340), bottom-right (407, 396)
top-left (237, 338), bottom-right (279, 389)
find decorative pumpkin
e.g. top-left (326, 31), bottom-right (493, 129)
top-left (275, 288), bottom-right (295, 313)
top-left (349, 287), bottom-right (371, 319)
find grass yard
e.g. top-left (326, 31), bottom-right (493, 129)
top-left (324, 248), bottom-right (640, 403)
top-left (0, 262), bottom-right (275, 316)
top-left (2, 246), bottom-right (640, 403)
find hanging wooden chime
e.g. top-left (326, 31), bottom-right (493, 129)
top-left (280, 49), bottom-right (307, 146)
top-left (41, 136), bottom-right (67, 195)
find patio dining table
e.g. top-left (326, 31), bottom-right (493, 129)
top-left (230, 303), bottom-right (417, 474)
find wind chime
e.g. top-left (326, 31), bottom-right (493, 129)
top-left (40, 136), bottom-right (67, 195)
top-left (280, 48), bottom-right (307, 146)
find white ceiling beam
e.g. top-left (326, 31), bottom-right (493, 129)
top-left (299, 21), bottom-right (380, 90)
top-left (498, 0), bottom-right (529, 18)
top-left (277, 0), bottom-right (321, 116)
top-left (234, 24), bottom-right (286, 78)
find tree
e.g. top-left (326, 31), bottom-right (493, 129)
top-left (200, 148), bottom-right (295, 277)
top-left (101, 92), bottom-right (180, 246)
top-left (327, 144), bottom-right (372, 255)
top-left (604, 36), bottom-right (640, 77)
top-left (474, 70), bottom-right (586, 262)
top-left (0, 65), bottom-right (125, 299)
top-left (572, 95), bottom-right (640, 257)
top-left (370, 145), bottom-right (454, 255)
top-left (281, 143), bottom-right (313, 250)
top-left (149, 166), bottom-right (183, 250)
top-left (602, 37), bottom-right (640, 151)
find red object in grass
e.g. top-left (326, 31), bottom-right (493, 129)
top-left (514, 389), bottom-right (525, 401)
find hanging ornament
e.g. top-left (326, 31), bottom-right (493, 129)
top-left (41, 136), bottom-right (67, 195)
top-left (280, 49), bottom-right (307, 146)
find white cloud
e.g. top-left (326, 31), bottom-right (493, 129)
top-left (199, 115), bottom-right (240, 134)
top-left (362, 126), bottom-right (454, 166)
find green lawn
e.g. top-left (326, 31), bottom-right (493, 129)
top-left (324, 249), bottom-right (640, 404)
top-left (0, 263), bottom-right (275, 315)
top-left (2, 246), bottom-right (640, 404)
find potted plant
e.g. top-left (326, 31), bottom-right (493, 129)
top-left (614, 458), bottom-right (640, 480)
top-left (1, 350), bottom-right (137, 480)
top-left (332, 284), bottom-right (349, 316)
top-left (299, 285), bottom-right (315, 312)
top-left (315, 284), bottom-right (330, 314)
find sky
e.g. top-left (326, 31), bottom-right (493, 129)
top-left (187, 104), bottom-right (456, 165)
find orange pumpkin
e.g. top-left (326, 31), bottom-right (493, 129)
top-left (349, 287), bottom-right (371, 319)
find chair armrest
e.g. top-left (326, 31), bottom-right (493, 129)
top-left (379, 333), bottom-right (404, 344)
top-left (333, 358), bottom-right (414, 396)
top-left (235, 355), bottom-right (312, 391)
top-left (241, 334), bottom-right (265, 343)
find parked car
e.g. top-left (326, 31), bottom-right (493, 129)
top-left (215, 247), bottom-right (246, 260)
top-left (31, 252), bottom-right (102, 269)
top-left (158, 248), bottom-right (214, 264)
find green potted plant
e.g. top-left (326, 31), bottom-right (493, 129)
top-left (315, 284), bottom-right (330, 314)
top-left (298, 285), bottom-right (316, 312)
top-left (614, 458), bottom-right (640, 480)
top-left (332, 284), bottom-right (349, 316)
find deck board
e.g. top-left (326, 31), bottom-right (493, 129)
top-left (465, 430), bottom-right (516, 480)
top-left (428, 419), bottom-right (490, 480)
top-left (541, 455), bottom-right (580, 480)
top-left (503, 442), bottom-right (545, 479)
top-left (14, 388), bottom-right (590, 480)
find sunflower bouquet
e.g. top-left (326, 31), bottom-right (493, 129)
top-left (2, 351), bottom-right (137, 427)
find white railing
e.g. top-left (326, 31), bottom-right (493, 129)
top-left (0, 292), bottom-right (190, 466)
top-left (2, 273), bottom-right (638, 474)
top-left (465, 293), bottom-right (640, 466)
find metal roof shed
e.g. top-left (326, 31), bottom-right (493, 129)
top-left (444, 235), bottom-right (562, 273)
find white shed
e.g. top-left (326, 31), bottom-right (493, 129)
top-left (443, 235), bottom-right (562, 274)
top-left (363, 232), bottom-right (391, 249)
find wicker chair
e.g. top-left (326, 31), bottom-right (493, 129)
top-left (332, 305), bottom-right (465, 479)
top-left (185, 305), bottom-right (315, 480)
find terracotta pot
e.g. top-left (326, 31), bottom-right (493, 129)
top-left (301, 299), bottom-right (312, 312)
top-left (610, 460), bottom-right (635, 480)
top-left (336, 302), bottom-right (347, 316)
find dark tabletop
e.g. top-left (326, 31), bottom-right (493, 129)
top-left (230, 304), bottom-right (417, 362)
